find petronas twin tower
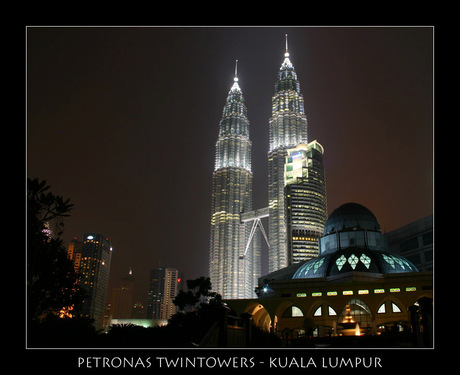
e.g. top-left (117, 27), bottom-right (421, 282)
top-left (210, 36), bottom-right (327, 299)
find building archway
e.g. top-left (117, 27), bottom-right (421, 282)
top-left (337, 298), bottom-right (373, 335)
top-left (244, 303), bottom-right (272, 332)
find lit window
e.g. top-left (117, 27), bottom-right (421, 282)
top-left (313, 258), bottom-right (325, 273)
top-left (312, 292), bottom-right (322, 297)
top-left (360, 254), bottom-right (371, 269)
top-left (405, 287), bottom-right (416, 292)
top-left (336, 255), bottom-right (347, 271)
top-left (296, 293), bottom-right (307, 298)
top-left (348, 254), bottom-right (359, 269)
top-left (382, 254), bottom-right (396, 269)
top-left (390, 288), bottom-right (400, 293)
top-left (292, 306), bottom-right (304, 317)
top-left (374, 289), bottom-right (385, 294)
top-left (313, 306), bottom-right (322, 316)
top-left (377, 303), bottom-right (386, 314)
top-left (391, 303), bottom-right (402, 313)
top-left (327, 291), bottom-right (337, 296)
top-left (343, 290), bottom-right (353, 296)
top-left (328, 306), bottom-right (337, 316)
top-left (358, 290), bottom-right (369, 295)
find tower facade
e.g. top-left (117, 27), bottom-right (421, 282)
top-left (268, 38), bottom-right (308, 273)
top-left (147, 267), bottom-right (179, 320)
top-left (78, 233), bottom-right (113, 329)
top-left (284, 141), bottom-right (327, 264)
top-left (209, 64), bottom-right (260, 299)
top-left (110, 268), bottom-right (135, 319)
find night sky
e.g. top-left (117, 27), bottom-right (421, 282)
top-left (26, 26), bottom-right (433, 305)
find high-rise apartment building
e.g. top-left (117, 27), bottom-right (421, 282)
top-left (209, 63), bottom-right (260, 299)
top-left (147, 267), bottom-right (179, 320)
top-left (78, 233), bottom-right (113, 329)
top-left (284, 141), bottom-right (327, 264)
top-left (268, 37), bottom-right (309, 273)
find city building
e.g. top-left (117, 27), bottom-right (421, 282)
top-left (284, 142), bottom-right (327, 264)
top-left (225, 203), bottom-right (433, 346)
top-left (67, 237), bottom-right (83, 273)
top-left (209, 62), bottom-right (260, 299)
top-left (77, 233), bottom-right (113, 329)
top-left (386, 214), bottom-right (433, 271)
top-left (110, 268), bottom-right (135, 319)
top-left (268, 36), bottom-right (309, 273)
top-left (147, 267), bottom-right (179, 320)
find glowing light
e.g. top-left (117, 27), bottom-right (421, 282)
top-left (87, 235), bottom-right (94, 240)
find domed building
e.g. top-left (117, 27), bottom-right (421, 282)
top-left (225, 203), bottom-right (433, 346)
top-left (293, 203), bottom-right (418, 279)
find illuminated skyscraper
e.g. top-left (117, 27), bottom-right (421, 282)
top-left (209, 62), bottom-right (260, 299)
top-left (284, 141), bottom-right (327, 264)
top-left (268, 36), bottom-right (309, 272)
top-left (147, 267), bottom-right (179, 320)
top-left (78, 233), bottom-right (113, 329)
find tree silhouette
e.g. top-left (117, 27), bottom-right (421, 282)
top-left (27, 178), bottom-right (84, 321)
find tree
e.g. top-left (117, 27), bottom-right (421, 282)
top-left (167, 277), bottom-right (225, 345)
top-left (173, 276), bottom-right (220, 312)
top-left (27, 178), bottom-right (84, 322)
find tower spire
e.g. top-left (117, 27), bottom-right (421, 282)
top-left (230, 59), bottom-right (241, 92)
top-left (285, 34), bottom-right (289, 57)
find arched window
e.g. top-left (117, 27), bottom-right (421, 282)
top-left (377, 301), bottom-right (402, 314)
top-left (338, 299), bottom-right (372, 331)
top-left (313, 306), bottom-right (322, 317)
top-left (328, 306), bottom-right (337, 316)
top-left (282, 305), bottom-right (304, 318)
top-left (391, 302), bottom-right (402, 313)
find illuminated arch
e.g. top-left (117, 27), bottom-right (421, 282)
top-left (306, 299), bottom-right (327, 318)
top-left (281, 305), bottom-right (305, 318)
top-left (245, 303), bottom-right (271, 332)
top-left (338, 299), bottom-right (373, 333)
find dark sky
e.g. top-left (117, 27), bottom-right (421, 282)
top-left (26, 26), bottom-right (433, 304)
